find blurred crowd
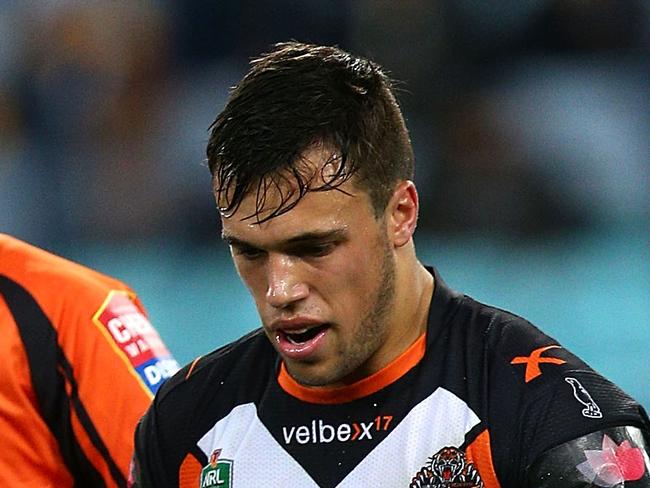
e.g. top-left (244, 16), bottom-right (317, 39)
top-left (1, 0), bottom-right (649, 248)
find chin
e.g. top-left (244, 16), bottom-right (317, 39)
top-left (287, 363), bottom-right (341, 388)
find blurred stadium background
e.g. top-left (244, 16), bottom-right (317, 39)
top-left (1, 1), bottom-right (648, 407)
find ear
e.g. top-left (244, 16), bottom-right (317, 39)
top-left (387, 180), bottom-right (419, 248)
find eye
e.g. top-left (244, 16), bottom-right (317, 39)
top-left (292, 242), bottom-right (336, 258)
top-left (233, 245), bottom-right (265, 260)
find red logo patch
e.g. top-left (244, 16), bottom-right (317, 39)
top-left (93, 291), bottom-right (178, 395)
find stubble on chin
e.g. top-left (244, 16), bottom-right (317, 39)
top-left (289, 239), bottom-right (396, 388)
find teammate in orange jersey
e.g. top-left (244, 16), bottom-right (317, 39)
top-left (0, 233), bottom-right (179, 487)
top-left (132, 43), bottom-right (650, 487)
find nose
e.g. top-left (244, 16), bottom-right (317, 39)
top-left (265, 254), bottom-right (309, 308)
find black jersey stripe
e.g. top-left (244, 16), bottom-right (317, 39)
top-left (0, 275), bottom-right (126, 488)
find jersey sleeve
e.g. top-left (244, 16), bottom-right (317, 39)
top-left (70, 289), bottom-right (181, 486)
top-left (520, 369), bottom-right (648, 468)
top-left (487, 316), bottom-right (650, 486)
top-left (130, 405), bottom-right (165, 488)
top-left (130, 360), bottom-right (200, 488)
top-left (0, 234), bottom-right (181, 487)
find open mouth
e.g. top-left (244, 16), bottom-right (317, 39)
top-left (283, 324), bottom-right (329, 345)
top-left (275, 323), bottom-right (330, 358)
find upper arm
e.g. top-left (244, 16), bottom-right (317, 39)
top-left (74, 289), bottom-right (180, 482)
top-left (130, 404), bottom-right (167, 488)
top-left (525, 426), bottom-right (650, 487)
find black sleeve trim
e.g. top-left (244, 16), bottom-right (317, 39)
top-left (0, 275), bottom-right (125, 488)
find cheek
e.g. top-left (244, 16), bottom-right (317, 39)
top-left (322, 240), bottom-right (383, 308)
top-left (233, 261), bottom-right (267, 300)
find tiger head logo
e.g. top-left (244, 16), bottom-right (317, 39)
top-left (430, 447), bottom-right (466, 482)
top-left (409, 446), bottom-right (484, 488)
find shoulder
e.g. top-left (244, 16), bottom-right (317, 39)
top-left (137, 328), bottom-right (277, 459)
top-left (463, 299), bottom-right (648, 465)
top-left (135, 329), bottom-right (277, 480)
top-left (450, 294), bottom-right (649, 481)
top-left (456, 295), bottom-right (634, 408)
top-left (0, 234), bottom-right (130, 305)
top-left (153, 327), bottom-right (277, 410)
top-left (451, 294), bottom-right (577, 364)
top-left (428, 273), bottom-right (649, 483)
top-left (446, 293), bottom-right (568, 367)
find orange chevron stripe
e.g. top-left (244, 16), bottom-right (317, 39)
top-left (178, 453), bottom-right (202, 488)
top-left (466, 429), bottom-right (502, 488)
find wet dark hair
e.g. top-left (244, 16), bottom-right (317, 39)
top-left (207, 41), bottom-right (414, 222)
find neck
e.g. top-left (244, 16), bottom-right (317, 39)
top-left (398, 257), bottom-right (434, 337)
top-left (381, 248), bottom-right (434, 368)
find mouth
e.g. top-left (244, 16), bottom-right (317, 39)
top-left (273, 321), bottom-right (330, 359)
top-left (283, 324), bottom-right (329, 345)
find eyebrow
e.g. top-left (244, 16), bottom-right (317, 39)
top-left (221, 229), bottom-right (348, 250)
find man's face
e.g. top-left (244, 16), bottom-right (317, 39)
top-left (220, 150), bottom-right (397, 387)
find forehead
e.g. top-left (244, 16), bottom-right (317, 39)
top-left (216, 143), bottom-right (357, 218)
top-left (221, 177), bottom-right (373, 244)
top-left (219, 145), bottom-right (374, 237)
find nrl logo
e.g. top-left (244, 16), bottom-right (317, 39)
top-left (410, 446), bottom-right (484, 488)
top-left (200, 449), bottom-right (233, 488)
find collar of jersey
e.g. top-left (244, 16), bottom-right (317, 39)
top-left (277, 332), bottom-right (426, 404)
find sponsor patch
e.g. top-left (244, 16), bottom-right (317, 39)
top-left (281, 415), bottom-right (393, 445)
top-left (577, 434), bottom-right (646, 486)
top-left (93, 290), bottom-right (179, 395)
top-left (410, 446), bottom-right (484, 487)
top-left (565, 377), bottom-right (602, 419)
top-left (510, 345), bottom-right (566, 383)
top-left (200, 449), bottom-right (233, 488)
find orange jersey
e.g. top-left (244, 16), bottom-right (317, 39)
top-left (0, 234), bottom-right (179, 487)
